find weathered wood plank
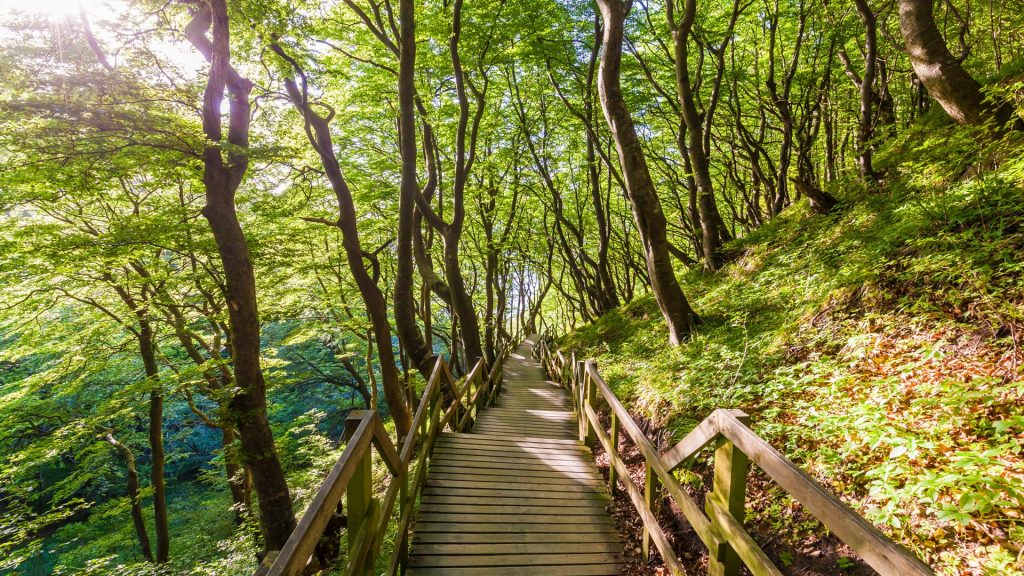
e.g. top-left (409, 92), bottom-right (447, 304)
top-left (418, 504), bottom-right (610, 516)
top-left (412, 532), bottom-right (620, 544)
top-left (409, 552), bottom-right (623, 567)
top-left (412, 521), bottom-right (619, 534)
top-left (405, 339), bottom-right (623, 576)
top-left (425, 466), bottom-right (603, 483)
top-left (444, 432), bottom-right (583, 445)
top-left (407, 563), bottom-right (621, 576)
top-left (421, 492), bottom-right (610, 505)
top-left (415, 512), bottom-right (613, 525)
top-left (423, 477), bottom-right (607, 493)
top-left (410, 542), bottom-right (621, 555)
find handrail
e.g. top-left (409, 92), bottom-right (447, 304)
top-left (256, 349), bottom-right (507, 576)
top-left (537, 339), bottom-right (933, 576)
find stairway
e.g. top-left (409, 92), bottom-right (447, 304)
top-left (407, 337), bottom-right (624, 575)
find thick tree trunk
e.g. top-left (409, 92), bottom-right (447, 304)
top-left (394, 0), bottom-right (436, 380)
top-left (596, 0), bottom-right (698, 345)
top-left (444, 0), bottom-right (484, 366)
top-left (186, 1), bottom-right (297, 552)
top-left (104, 433), bottom-right (154, 562)
top-left (896, 0), bottom-right (992, 125)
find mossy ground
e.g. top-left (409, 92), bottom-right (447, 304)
top-left (559, 121), bottom-right (1024, 575)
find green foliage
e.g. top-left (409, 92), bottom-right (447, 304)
top-left (561, 124), bottom-right (1024, 575)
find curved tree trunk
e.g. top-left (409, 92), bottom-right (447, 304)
top-left (185, 1), bottom-right (297, 552)
top-left (896, 0), bottom-right (991, 125)
top-left (596, 0), bottom-right (698, 345)
top-left (104, 433), bottom-right (154, 563)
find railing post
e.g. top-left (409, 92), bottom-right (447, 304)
top-left (583, 368), bottom-right (596, 447)
top-left (576, 360), bottom-right (587, 442)
top-left (642, 458), bottom-right (660, 562)
top-left (345, 412), bottom-right (375, 575)
top-left (608, 412), bottom-right (619, 496)
top-left (707, 410), bottom-right (751, 576)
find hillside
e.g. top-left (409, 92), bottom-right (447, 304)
top-left (559, 119), bottom-right (1024, 576)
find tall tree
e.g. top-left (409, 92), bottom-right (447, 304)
top-left (595, 0), bottom-right (699, 345)
top-left (183, 0), bottom-right (297, 552)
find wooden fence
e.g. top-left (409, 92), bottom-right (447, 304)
top-left (256, 350), bottom-right (506, 576)
top-left (537, 338), bottom-right (933, 576)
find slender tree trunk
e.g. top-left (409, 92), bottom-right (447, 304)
top-left (104, 433), bottom-right (154, 562)
top-left (185, 1), bottom-right (296, 552)
top-left (596, 0), bottom-right (698, 345)
top-left (138, 323), bottom-right (169, 563)
top-left (896, 0), bottom-right (997, 125)
top-left (272, 46), bottom-right (414, 438)
top-left (841, 0), bottom-right (879, 183)
top-left (394, 0), bottom-right (436, 380)
top-left (668, 0), bottom-right (740, 271)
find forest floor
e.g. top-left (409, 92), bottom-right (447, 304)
top-left (559, 118), bottom-right (1024, 576)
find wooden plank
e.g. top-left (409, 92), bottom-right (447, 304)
top-left (429, 454), bottom-right (594, 470)
top-left (423, 473), bottom-right (606, 491)
top-left (418, 504), bottom-right (609, 516)
top-left (484, 408), bottom-right (576, 417)
top-left (433, 442), bottom-right (590, 458)
top-left (412, 521), bottom-right (618, 534)
top-left (428, 455), bottom-right (598, 473)
top-left (706, 493), bottom-right (784, 576)
top-left (412, 531), bottom-right (621, 544)
top-left (470, 425), bottom-right (576, 435)
top-left (433, 446), bottom-right (590, 460)
top-left (265, 412), bottom-right (375, 576)
top-left (448, 432), bottom-right (583, 445)
top-left (407, 564), bottom-right (621, 576)
top-left (414, 512), bottom-right (615, 525)
top-left (428, 461), bottom-right (598, 476)
top-left (421, 467), bottom-right (598, 483)
top-left (714, 410), bottom-right (934, 576)
top-left (659, 414), bottom-right (720, 471)
top-left (421, 491), bottom-right (610, 505)
top-left (436, 436), bottom-right (589, 452)
top-left (471, 421), bottom-right (576, 432)
top-left (434, 442), bottom-right (588, 455)
top-left (410, 542), bottom-right (621, 556)
top-left (409, 552), bottom-right (623, 567)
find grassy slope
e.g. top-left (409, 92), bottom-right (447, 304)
top-left (560, 119), bottom-right (1024, 575)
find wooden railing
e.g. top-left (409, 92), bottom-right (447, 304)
top-left (256, 350), bottom-right (506, 576)
top-left (537, 338), bottom-right (933, 576)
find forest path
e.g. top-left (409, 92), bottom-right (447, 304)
top-left (407, 336), bottom-right (624, 576)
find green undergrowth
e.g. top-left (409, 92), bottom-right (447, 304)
top-left (560, 122), bottom-right (1024, 575)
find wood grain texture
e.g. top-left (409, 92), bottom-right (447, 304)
top-left (408, 337), bottom-right (623, 575)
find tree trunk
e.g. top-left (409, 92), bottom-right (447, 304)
top-left (668, 0), bottom-right (740, 271)
top-left (104, 433), bottom-right (154, 563)
top-left (848, 0), bottom-right (879, 182)
top-left (138, 322), bottom-right (169, 563)
top-left (185, 1), bottom-right (297, 553)
top-left (596, 0), bottom-right (698, 345)
top-left (271, 45), bottom-right (414, 438)
top-left (394, 0), bottom-right (436, 380)
top-left (896, 0), bottom-right (994, 125)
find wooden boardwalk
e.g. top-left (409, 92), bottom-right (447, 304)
top-left (408, 337), bottom-right (624, 575)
